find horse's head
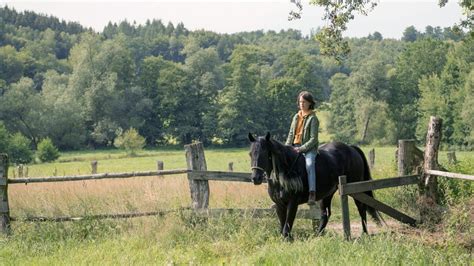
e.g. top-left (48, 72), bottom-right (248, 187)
top-left (248, 132), bottom-right (273, 185)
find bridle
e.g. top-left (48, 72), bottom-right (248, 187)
top-left (250, 151), bottom-right (273, 180)
top-left (251, 146), bottom-right (302, 181)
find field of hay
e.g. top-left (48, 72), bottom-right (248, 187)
top-left (1, 145), bottom-right (472, 264)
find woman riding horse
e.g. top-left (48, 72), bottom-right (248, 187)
top-left (249, 132), bottom-right (381, 239)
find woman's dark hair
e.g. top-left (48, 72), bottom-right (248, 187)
top-left (297, 91), bottom-right (316, 110)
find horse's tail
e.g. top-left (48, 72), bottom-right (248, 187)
top-left (351, 145), bottom-right (384, 226)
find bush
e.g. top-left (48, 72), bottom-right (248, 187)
top-left (113, 128), bottom-right (145, 156)
top-left (0, 123), bottom-right (34, 164)
top-left (9, 133), bottom-right (33, 164)
top-left (37, 138), bottom-right (60, 162)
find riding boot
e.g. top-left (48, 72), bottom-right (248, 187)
top-left (308, 191), bottom-right (316, 205)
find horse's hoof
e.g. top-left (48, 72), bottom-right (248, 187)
top-left (282, 234), bottom-right (294, 242)
top-left (316, 229), bottom-right (326, 237)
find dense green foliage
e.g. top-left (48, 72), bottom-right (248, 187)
top-left (0, 6), bottom-right (472, 152)
top-left (0, 122), bottom-right (33, 163)
top-left (36, 137), bottom-right (59, 162)
top-left (113, 128), bottom-right (146, 156)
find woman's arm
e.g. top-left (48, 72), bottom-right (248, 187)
top-left (285, 114), bottom-right (297, 146)
top-left (299, 116), bottom-right (319, 153)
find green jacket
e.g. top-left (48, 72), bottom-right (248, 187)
top-left (285, 112), bottom-right (319, 153)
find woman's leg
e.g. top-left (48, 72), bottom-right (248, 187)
top-left (304, 151), bottom-right (317, 204)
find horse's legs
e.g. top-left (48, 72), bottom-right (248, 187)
top-left (354, 199), bottom-right (368, 234)
top-left (275, 204), bottom-right (286, 234)
top-left (317, 194), bottom-right (334, 234)
top-left (282, 199), bottom-right (298, 240)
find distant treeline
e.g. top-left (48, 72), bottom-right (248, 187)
top-left (0, 6), bottom-right (472, 151)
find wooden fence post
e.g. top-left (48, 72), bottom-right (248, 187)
top-left (338, 175), bottom-right (351, 240)
top-left (368, 149), bottom-right (375, 169)
top-left (157, 161), bottom-right (164, 171)
top-left (91, 161), bottom-right (98, 174)
top-left (422, 116), bottom-right (442, 203)
top-left (447, 151), bottom-right (457, 164)
top-left (184, 142), bottom-right (209, 209)
top-left (17, 164), bottom-right (24, 178)
top-left (398, 139), bottom-right (417, 176)
top-left (0, 154), bottom-right (10, 235)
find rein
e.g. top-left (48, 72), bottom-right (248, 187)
top-left (250, 149), bottom-right (301, 181)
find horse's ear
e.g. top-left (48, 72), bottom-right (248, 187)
top-left (265, 132), bottom-right (271, 141)
top-left (248, 133), bottom-right (256, 142)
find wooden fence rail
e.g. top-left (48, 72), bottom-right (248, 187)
top-left (8, 169), bottom-right (189, 184)
top-left (424, 169), bottom-right (474, 181)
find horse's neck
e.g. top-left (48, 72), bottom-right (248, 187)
top-left (272, 148), bottom-right (297, 175)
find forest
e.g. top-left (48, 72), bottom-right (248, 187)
top-left (0, 6), bottom-right (473, 163)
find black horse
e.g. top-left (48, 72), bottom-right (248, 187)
top-left (248, 132), bottom-right (381, 239)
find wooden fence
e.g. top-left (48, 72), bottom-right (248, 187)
top-left (0, 142), bottom-right (320, 235)
top-left (337, 116), bottom-right (474, 240)
top-left (1, 116), bottom-right (472, 238)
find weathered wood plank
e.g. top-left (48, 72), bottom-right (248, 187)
top-left (8, 169), bottom-right (189, 184)
top-left (422, 116), bottom-right (442, 202)
top-left (188, 170), bottom-right (253, 182)
top-left (351, 192), bottom-right (417, 226)
top-left (425, 169), bottom-right (474, 181)
top-left (12, 209), bottom-right (183, 222)
top-left (185, 142), bottom-right (209, 209)
top-left (0, 154), bottom-right (10, 235)
top-left (339, 176), bottom-right (351, 240)
top-left (182, 208), bottom-right (320, 219)
top-left (340, 175), bottom-right (420, 195)
top-left (368, 148), bottom-right (375, 169)
top-left (12, 208), bottom-right (321, 222)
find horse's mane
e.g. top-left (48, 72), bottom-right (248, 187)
top-left (269, 139), bottom-right (304, 192)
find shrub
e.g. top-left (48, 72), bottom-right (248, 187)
top-left (0, 122), bottom-right (9, 153)
top-left (0, 123), bottom-right (34, 164)
top-left (9, 132), bottom-right (33, 164)
top-left (114, 128), bottom-right (145, 156)
top-left (37, 138), bottom-right (60, 162)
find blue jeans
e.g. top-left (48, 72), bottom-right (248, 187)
top-left (303, 151), bottom-right (317, 192)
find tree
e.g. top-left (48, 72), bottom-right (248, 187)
top-left (327, 73), bottom-right (357, 143)
top-left (0, 45), bottom-right (25, 84)
top-left (184, 47), bottom-right (224, 143)
top-left (0, 77), bottom-right (44, 147)
top-left (402, 26), bottom-right (420, 42)
top-left (390, 38), bottom-right (449, 140)
top-left (368, 31), bottom-right (383, 41)
top-left (158, 61), bottom-right (197, 144)
top-left (217, 45), bottom-right (273, 145)
top-left (461, 70), bottom-right (474, 147)
top-left (37, 137), bottom-right (60, 162)
top-left (114, 128), bottom-right (145, 156)
top-left (291, 0), bottom-right (471, 60)
top-left (40, 70), bottom-right (86, 149)
top-left (266, 77), bottom-right (303, 140)
top-left (349, 56), bottom-right (394, 144)
top-left (8, 132), bottom-right (33, 164)
top-left (417, 37), bottom-right (474, 145)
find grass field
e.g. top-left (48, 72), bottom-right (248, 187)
top-left (1, 143), bottom-right (473, 264)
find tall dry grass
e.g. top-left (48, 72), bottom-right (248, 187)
top-left (9, 174), bottom-right (271, 219)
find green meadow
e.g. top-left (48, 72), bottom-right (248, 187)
top-left (1, 144), bottom-right (472, 265)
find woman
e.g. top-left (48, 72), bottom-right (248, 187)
top-left (285, 91), bottom-right (319, 205)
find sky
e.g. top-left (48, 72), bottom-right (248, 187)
top-left (0, 0), bottom-right (465, 39)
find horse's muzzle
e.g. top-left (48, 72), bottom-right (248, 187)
top-left (251, 170), bottom-right (265, 185)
